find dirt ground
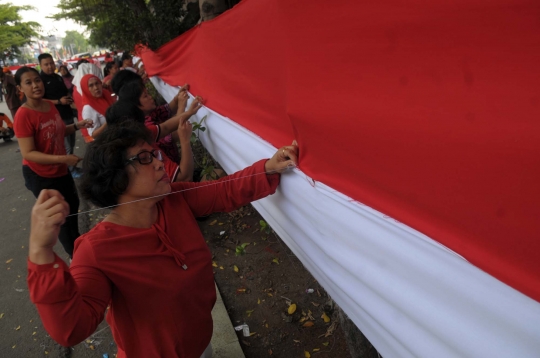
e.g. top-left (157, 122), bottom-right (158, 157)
top-left (198, 204), bottom-right (351, 358)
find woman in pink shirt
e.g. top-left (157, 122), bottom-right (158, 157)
top-left (27, 120), bottom-right (298, 357)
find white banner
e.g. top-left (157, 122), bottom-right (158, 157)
top-left (152, 76), bottom-right (540, 358)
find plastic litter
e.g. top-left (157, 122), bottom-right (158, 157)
top-left (306, 288), bottom-right (314, 294)
top-left (234, 323), bottom-right (251, 337)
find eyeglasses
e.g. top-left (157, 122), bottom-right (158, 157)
top-left (125, 149), bottom-right (163, 165)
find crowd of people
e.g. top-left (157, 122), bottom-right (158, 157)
top-left (6, 51), bottom-right (298, 357)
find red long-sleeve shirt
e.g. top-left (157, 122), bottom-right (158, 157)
top-left (28, 160), bottom-right (279, 357)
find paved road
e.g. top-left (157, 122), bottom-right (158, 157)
top-left (0, 100), bottom-right (116, 357)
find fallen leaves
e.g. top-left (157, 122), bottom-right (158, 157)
top-left (209, 220), bottom-right (217, 226)
top-left (319, 321), bottom-right (338, 338)
top-left (287, 303), bottom-right (297, 315)
top-left (233, 265), bottom-right (239, 273)
top-left (272, 258), bottom-right (280, 265)
top-left (302, 321), bottom-right (314, 327)
top-left (212, 261), bottom-right (218, 268)
top-left (14, 326), bottom-right (20, 330)
top-left (6, 259), bottom-right (13, 264)
top-left (321, 312), bottom-right (331, 323)
top-left (246, 310), bottom-right (254, 317)
top-left (322, 342), bottom-right (330, 346)
top-left (304, 351), bottom-right (311, 357)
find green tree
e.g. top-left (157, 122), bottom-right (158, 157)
top-left (62, 30), bottom-right (88, 53)
top-left (51, 0), bottom-right (200, 50)
top-left (0, 3), bottom-right (40, 61)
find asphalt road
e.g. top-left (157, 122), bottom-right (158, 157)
top-left (0, 100), bottom-right (115, 357)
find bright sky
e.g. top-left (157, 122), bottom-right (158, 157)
top-left (17, 0), bottom-right (87, 38)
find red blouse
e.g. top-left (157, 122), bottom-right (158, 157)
top-left (27, 160), bottom-right (280, 357)
top-left (13, 105), bottom-right (68, 178)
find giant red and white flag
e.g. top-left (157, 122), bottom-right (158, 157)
top-left (139, 0), bottom-right (540, 356)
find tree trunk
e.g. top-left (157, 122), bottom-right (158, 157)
top-left (198, 0), bottom-right (240, 22)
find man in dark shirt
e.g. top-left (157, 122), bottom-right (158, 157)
top-left (1, 68), bottom-right (22, 120)
top-left (38, 53), bottom-right (81, 177)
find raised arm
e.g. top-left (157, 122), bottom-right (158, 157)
top-left (167, 84), bottom-right (189, 115)
top-left (158, 96), bottom-right (202, 139)
top-left (177, 143), bottom-right (298, 216)
top-left (174, 117), bottom-right (194, 182)
top-left (27, 190), bottom-right (111, 347)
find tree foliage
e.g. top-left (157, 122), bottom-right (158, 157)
top-left (62, 30), bottom-right (89, 53)
top-left (51, 0), bottom-right (200, 51)
top-left (0, 3), bottom-right (40, 60)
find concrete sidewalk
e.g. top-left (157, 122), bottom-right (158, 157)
top-left (211, 283), bottom-right (245, 358)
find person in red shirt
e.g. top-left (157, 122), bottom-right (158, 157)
top-left (13, 67), bottom-right (93, 258)
top-left (108, 83), bottom-right (199, 182)
top-left (0, 112), bottom-right (14, 142)
top-left (27, 120), bottom-right (298, 357)
top-left (111, 70), bottom-right (186, 165)
top-left (102, 61), bottom-right (119, 91)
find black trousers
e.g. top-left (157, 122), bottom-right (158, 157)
top-left (22, 166), bottom-right (80, 258)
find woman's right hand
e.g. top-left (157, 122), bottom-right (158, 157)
top-left (177, 118), bottom-right (193, 144)
top-left (29, 190), bottom-right (69, 264)
top-left (176, 84), bottom-right (190, 112)
top-left (63, 154), bottom-right (82, 167)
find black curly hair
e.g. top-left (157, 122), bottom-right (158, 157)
top-left (80, 120), bottom-right (151, 208)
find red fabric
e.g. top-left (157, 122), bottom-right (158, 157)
top-left (140, 0), bottom-right (540, 301)
top-left (80, 74), bottom-right (115, 117)
top-left (27, 160), bottom-right (280, 356)
top-left (13, 105), bottom-right (68, 177)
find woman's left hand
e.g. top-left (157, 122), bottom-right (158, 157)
top-left (265, 140), bottom-right (299, 174)
top-left (77, 120), bottom-right (94, 129)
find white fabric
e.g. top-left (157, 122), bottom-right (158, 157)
top-left (72, 63), bottom-right (104, 95)
top-left (81, 105), bottom-right (106, 137)
top-left (152, 77), bottom-right (540, 358)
